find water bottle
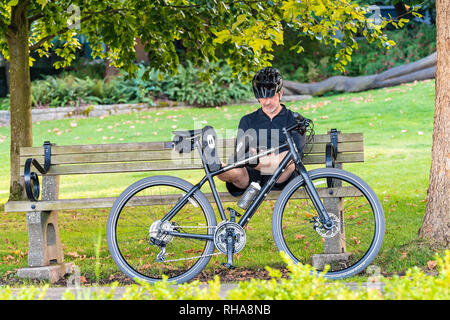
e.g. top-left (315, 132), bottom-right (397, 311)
top-left (237, 181), bottom-right (261, 210)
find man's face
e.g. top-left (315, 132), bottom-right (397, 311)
top-left (258, 91), bottom-right (282, 115)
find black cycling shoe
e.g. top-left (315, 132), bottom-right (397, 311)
top-left (202, 126), bottom-right (222, 172)
top-left (227, 134), bottom-right (259, 168)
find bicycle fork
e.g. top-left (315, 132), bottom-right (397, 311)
top-left (297, 162), bottom-right (334, 230)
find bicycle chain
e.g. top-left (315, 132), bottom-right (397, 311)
top-left (157, 225), bottom-right (222, 263)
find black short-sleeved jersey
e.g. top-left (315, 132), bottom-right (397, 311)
top-left (235, 104), bottom-right (305, 156)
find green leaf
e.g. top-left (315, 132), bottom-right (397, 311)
top-left (232, 14), bottom-right (246, 31)
top-left (36, 0), bottom-right (48, 8)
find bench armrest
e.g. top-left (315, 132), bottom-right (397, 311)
top-left (325, 129), bottom-right (339, 169)
top-left (24, 141), bottom-right (52, 201)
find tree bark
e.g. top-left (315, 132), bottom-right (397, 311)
top-left (418, 0), bottom-right (450, 247)
top-left (6, 2), bottom-right (32, 200)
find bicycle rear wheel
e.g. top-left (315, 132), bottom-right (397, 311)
top-left (107, 176), bottom-right (217, 284)
top-left (272, 168), bottom-right (384, 279)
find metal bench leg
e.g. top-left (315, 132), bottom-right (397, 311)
top-left (17, 176), bottom-right (75, 283)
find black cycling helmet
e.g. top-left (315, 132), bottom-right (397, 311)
top-left (252, 67), bottom-right (283, 99)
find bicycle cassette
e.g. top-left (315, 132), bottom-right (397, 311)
top-left (149, 220), bottom-right (174, 245)
top-left (213, 221), bottom-right (246, 254)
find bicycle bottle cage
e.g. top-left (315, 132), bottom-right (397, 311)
top-left (24, 141), bottom-right (52, 201)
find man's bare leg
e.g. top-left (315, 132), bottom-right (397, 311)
top-left (217, 165), bottom-right (250, 189)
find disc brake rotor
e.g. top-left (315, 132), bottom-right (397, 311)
top-left (314, 213), bottom-right (340, 238)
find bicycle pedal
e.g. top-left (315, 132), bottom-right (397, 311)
top-left (221, 262), bottom-right (236, 270)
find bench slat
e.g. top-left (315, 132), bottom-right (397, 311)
top-left (21, 152), bottom-right (363, 176)
top-left (4, 186), bottom-right (362, 212)
top-left (20, 133), bottom-right (363, 156)
top-left (20, 141), bottom-right (363, 165)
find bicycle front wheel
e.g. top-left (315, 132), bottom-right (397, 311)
top-left (272, 168), bottom-right (384, 279)
top-left (107, 176), bottom-right (217, 284)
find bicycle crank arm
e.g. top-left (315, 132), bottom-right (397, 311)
top-left (221, 233), bottom-right (236, 269)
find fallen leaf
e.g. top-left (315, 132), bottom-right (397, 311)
top-left (295, 234), bottom-right (306, 240)
top-left (427, 260), bottom-right (437, 270)
top-left (67, 251), bottom-right (79, 258)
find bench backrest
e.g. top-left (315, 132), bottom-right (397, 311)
top-left (20, 133), bottom-right (363, 177)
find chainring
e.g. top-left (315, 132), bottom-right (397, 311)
top-left (213, 221), bottom-right (246, 254)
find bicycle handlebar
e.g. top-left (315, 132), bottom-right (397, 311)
top-left (289, 112), bottom-right (312, 135)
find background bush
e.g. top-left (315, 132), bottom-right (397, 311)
top-left (25, 60), bottom-right (252, 109)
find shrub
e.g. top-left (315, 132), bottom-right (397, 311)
top-left (1, 250), bottom-right (448, 300)
top-left (25, 60), bottom-right (252, 109)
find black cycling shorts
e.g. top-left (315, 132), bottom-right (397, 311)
top-left (225, 166), bottom-right (299, 197)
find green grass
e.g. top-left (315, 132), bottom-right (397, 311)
top-left (0, 79), bottom-right (442, 285)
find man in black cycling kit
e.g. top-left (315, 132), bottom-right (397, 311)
top-left (217, 67), bottom-right (306, 197)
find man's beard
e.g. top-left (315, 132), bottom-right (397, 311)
top-left (263, 103), bottom-right (278, 114)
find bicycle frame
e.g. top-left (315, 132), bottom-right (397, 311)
top-left (160, 124), bottom-right (333, 241)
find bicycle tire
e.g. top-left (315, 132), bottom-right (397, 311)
top-left (272, 168), bottom-right (385, 279)
top-left (107, 175), bottom-right (217, 284)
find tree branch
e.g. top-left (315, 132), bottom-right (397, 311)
top-left (29, 14), bottom-right (93, 51)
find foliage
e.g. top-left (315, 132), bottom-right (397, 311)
top-left (0, 0), bottom-right (416, 81)
top-left (24, 60), bottom-right (252, 108)
top-left (30, 74), bottom-right (136, 108)
top-left (2, 251), bottom-right (448, 300)
top-left (0, 284), bottom-right (48, 300)
top-left (159, 61), bottom-right (252, 107)
top-left (275, 23), bottom-right (436, 82)
top-left (382, 251), bottom-right (450, 300)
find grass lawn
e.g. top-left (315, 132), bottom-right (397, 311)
top-left (0, 79), bottom-right (443, 285)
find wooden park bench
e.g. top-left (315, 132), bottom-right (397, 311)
top-left (4, 129), bottom-right (364, 282)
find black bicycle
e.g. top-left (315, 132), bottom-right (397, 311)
top-left (106, 113), bottom-right (385, 283)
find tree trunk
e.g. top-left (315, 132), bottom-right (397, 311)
top-left (283, 52), bottom-right (437, 96)
top-left (418, 0), bottom-right (450, 247)
top-left (6, 2), bottom-right (32, 200)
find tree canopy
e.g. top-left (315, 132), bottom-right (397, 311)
top-left (1, 0), bottom-right (411, 80)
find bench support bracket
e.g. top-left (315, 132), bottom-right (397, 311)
top-left (17, 174), bottom-right (76, 283)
